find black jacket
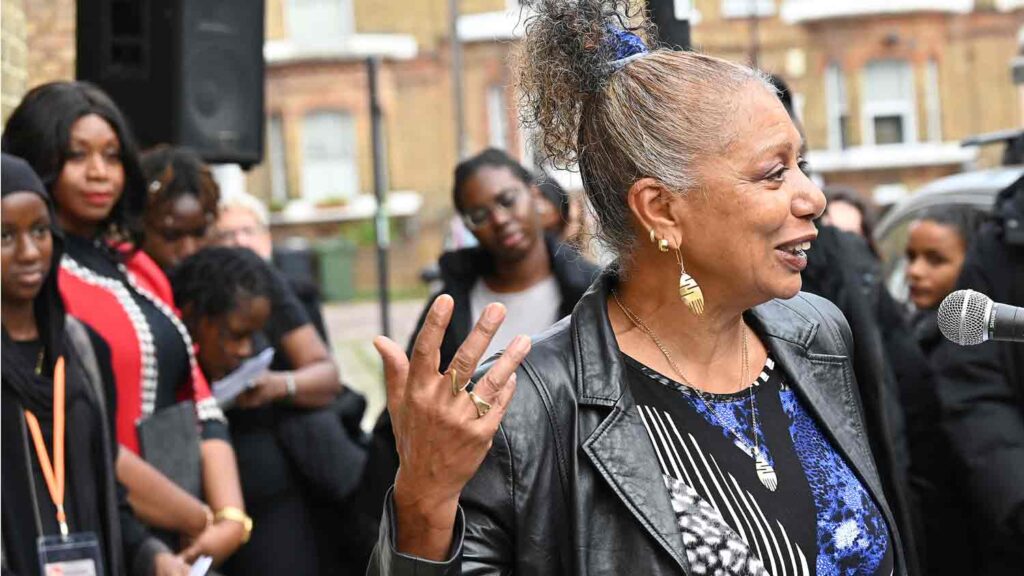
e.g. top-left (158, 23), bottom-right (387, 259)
top-left (346, 237), bottom-right (600, 572)
top-left (932, 175), bottom-right (1024, 575)
top-left (369, 273), bottom-right (907, 575)
top-left (2, 319), bottom-right (167, 576)
top-left (407, 234), bottom-right (600, 371)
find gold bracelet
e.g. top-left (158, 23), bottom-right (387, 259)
top-left (214, 506), bottom-right (253, 544)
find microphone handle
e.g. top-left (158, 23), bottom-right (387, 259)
top-left (990, 303), bottom-right (1024, 343)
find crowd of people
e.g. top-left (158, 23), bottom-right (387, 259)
top-left (2, 2), bottom-right (1022, 575)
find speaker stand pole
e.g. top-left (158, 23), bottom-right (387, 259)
top-left (368, 56), bottom-right (391, 341)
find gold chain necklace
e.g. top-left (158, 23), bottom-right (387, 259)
top-left (612, 291), bottom-right (778, 492)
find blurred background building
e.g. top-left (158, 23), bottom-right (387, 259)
top-left (3, 0), bottom-right (1023, 295)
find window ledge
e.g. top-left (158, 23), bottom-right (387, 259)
top-left (806, 142), bottom-right (978, 172)
top-left (457, 9), bottom-right (526, 43)
top-left (265, 34), bottom-right (418, 65)
top-left (269, 191), bottom-right (422, 226)
top-left (781, 0), bottom-right (974, 23)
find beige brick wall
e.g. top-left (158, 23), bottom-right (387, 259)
top-left (25, 0), bottom-right (75, 88)
top-left (2, 0), bottom-right (28, 123)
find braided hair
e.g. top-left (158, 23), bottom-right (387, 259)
top-left (170, 246), bottom-right (272, 322)
top-left (140, 145), bottom-right (220, 220)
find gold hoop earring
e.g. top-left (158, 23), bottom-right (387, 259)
top-left (658, 238), bottom-right (670, 253)
top-left (649, 229), bottom-right (657, 244)
top-left (676, 248), bottom-right (705, 316)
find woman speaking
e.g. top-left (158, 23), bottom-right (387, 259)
top-left (368, 1), bottom-right (906, 574)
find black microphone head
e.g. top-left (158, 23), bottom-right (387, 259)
top-left (938, 289), bottom-right (992, 345)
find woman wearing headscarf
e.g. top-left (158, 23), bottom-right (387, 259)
top-left (1, 153), bottom-right (189, 575)
top-left (368, 2), bottom-right (906, 574)
top-left (2, 81), bottom-right (247, 565)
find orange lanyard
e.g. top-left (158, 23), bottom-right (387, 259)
top-left (23, 356), bottom-right (68, 538)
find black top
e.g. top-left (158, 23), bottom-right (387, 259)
top-left (1, 331), bottom-right (160, 576)
top-left (625, 355), bottom-right (895, 576)
top-left (264, 267), bottom-right (312, 373)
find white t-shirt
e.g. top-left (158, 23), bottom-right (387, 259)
top-left (469, 275), bottom-right (561, 360)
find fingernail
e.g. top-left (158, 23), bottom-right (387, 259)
top-left (434, 295), bottom-right (453, 314)
top-left (485, 303), bottom-right (504, 322)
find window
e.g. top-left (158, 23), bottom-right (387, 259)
top-left (287, 0), bottom-right (354, 41)
top-left (862, 60), bottom-right (917, 146)
top-left (825, 63), bottom-right (850, 150)
top-left (267, 115), bottom-right (288, 203)
top-left (301, 111), bottom-right (358, 203)
top-left (487, 86), bottom-right (509, 150)
top-left (721, 0), bottom-right (776, 18)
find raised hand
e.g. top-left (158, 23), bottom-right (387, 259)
top-left (373, 295), bottom-right (531, 560)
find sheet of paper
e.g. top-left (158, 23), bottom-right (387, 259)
top-left (212, 347), bottom-right (276, 408)
top-left (189, 555), bottom-right (213, 576)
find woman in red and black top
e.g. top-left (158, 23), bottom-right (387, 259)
top-left (3, 82), bottom-right (248, 566)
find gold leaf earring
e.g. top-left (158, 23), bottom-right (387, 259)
top-left (676, 248), bottom-right (704, 316)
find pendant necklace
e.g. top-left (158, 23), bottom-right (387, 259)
top-left (613, 291), bottom-right (778, 492)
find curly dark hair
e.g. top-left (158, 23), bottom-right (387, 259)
top-left (170, 246), bottom-right (272, 322)
top-left (514, 1), bottom-right (774, 264)
top-left (140, 145), bottom-right (220, 220)
top-left (2, 81), bottom-right (148, 248)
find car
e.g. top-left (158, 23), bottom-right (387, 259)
top-left (873, 163), bottom-right (1024, 302)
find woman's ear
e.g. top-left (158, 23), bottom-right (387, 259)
top-left (627, 178), bottom-right (681, 246)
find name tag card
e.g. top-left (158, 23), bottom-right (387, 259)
top-left (37, 533), bottom-right (104, 576)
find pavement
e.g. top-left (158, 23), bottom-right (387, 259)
top-left (323, 297), bottom-right (427, 430)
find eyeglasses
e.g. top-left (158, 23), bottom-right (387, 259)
top-left (461, 186), bottom-right (527, 229)
top-left (155, 225), bottom-right (208, 244)
top-left (215, 225), bottom-right (267, 245)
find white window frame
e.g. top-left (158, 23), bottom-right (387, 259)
top-left (721, 0), bottom-right (776, 18)
top-left (300, 110), bottom-right (359, 203)
top-left (267, 115), bottom-right (288, 203)
top-left (487, 85), bottom-right (509, 150)
top-left (861, 60), bottom-right (918, 147)
top-left (924, 59), bottom-right (943, 143)
top-left (825, 63), bottom-right (849, 150)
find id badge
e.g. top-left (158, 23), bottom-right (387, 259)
top-left (37, 533), bottom-right (104, 576)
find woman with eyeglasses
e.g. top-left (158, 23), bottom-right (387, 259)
top-left (2, 82), bottom-right (248, 566)
top-left (411, 147), bottom-right (600, 371)
top-left (352, 147), bottom-right (600, 561)
top-left (139, 145), bottom-right (219, 272)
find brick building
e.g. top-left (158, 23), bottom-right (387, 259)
top-left (4, 0), bottom-right (1023, 292)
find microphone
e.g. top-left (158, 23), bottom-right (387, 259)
top-left (937, 289), bottom-right (1024, 345)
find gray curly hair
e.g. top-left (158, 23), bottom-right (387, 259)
top-left (515, 0), bottom-right (776, 265)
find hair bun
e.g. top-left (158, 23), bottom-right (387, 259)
top-left (515, 1), bottom-right (654, 167)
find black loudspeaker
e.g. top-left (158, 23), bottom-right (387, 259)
top-left (77, 0), bottom-right (265, 167)
top-left (646, 0), bottom-right (691, 51)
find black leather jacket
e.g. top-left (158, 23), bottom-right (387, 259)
top-left (369, 273), bottom-right (908, 575)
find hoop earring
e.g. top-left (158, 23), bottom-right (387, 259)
top-left (676, 248), bottom-right (705, 316)
top-left (649, 228), bottom-right (657, 244)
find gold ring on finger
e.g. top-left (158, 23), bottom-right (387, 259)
top-left (450, 369), bottom-right (460, 397)
top-left (468, 390), bottom-right (491, 418)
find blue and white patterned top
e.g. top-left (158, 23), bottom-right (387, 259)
top-left (625, 354), bottom-right (895, 576)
